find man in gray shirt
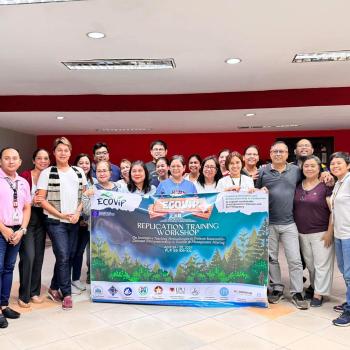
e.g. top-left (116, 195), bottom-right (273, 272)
top-left (256, 141), bottom-right (308, 309)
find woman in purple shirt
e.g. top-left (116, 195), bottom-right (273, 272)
top-left (294, 155), bottom-right (334, 307)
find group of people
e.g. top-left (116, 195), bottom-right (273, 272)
top-left (0, 136), bottom-right (350, 329)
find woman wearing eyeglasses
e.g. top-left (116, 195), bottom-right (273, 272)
top-left (195, 156), bottom-right (221, 193)
top-left (217, 151), bottom-right (254, 192)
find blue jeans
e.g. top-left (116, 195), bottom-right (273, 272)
top-left (71, 224), bottom-right (89, 281)
top-left (0, 226), bottom-right (21, 307)
top-left (335, 238), bottom-right (350, 311)
top-left (46, 220), bottom-right (79, 297)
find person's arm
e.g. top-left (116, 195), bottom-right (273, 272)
top-left (321, 196), bottom-right (334, 248)
top-left (320, 171), bottom-right (335, 187)
top-left (38, 189), bottom-right (71, 221)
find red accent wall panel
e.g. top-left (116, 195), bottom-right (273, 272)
top-left (37, 130), bottom-right (350, 165)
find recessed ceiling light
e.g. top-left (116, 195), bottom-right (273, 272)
top-left (244, 113), bottom-right (256, 117)
top-left (56, 116), bottom-right (64, 120)
top-left (87, 32), bottom-right (105, 39)
top-left (62, 58), bottom-right (175, 70)
top-left (225, 58), bottom-right (241, 64)
top-left (0, 0), bottom-right (83, 4)
top-left (293, 50), bottom-right (350, 63)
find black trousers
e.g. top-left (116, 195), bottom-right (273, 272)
top-left (18, 207), bottom-right (46, 303)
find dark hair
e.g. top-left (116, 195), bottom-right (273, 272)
top-left (156, 157), bottom-right (170, 166)
top-left (74, 153), bottom-right (94, 185)
top-left (244, 145), bottom-right (260, 155)
top-left (225, 151), bottom-right (244, 171)
top-left (170, 155), bottom-right (186, 166)
top-left (150, 140), bottom-right (167, 151)
top-left (198, 155), bottom-right (221, 187)
top-left (301, 155), bottom-right (322, 179)
top-left (32, 148), bottom-right (49, 161)
top-left (329, 152), bottom-right (350, 165)
top-left (218, 148), bottom-right (231, 157)
top-left (93, 142), bottom-right (109, 154)
top-left (0, 147), bottom-right (20, 158)
top-left (270, 140), bottom-right (288, 150)
top-left (127, 160), bottom-right (152, 194)
top-left (188, 154), bottom-right (202, 165)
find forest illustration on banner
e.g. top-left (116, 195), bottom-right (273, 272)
top-left (91, 218), bottom-right (269, 286)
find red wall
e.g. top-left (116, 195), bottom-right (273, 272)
top-left (37, 129), bottom-right (350, 165)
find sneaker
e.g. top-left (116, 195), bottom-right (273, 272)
top-left (334, 302), bottom-right (347, 313)
top-left (310, 296), bottom-right (323, 307)
top-left (268, 290), bottom-right (284, 304)
top-left (62, 296), bottom-right (73, 311)
top-left (291, 293), bottom-right (309, 310)
top-left (71, 284), bottom-right (82, 295)
top-left (304, 285), bottom-right (314, 300)
top-left (333, 310), bottom-right (350, 327)
top-left (72, 280), bottom-right (86, 291)
top-left (48, 288), bottom-right (63, 302)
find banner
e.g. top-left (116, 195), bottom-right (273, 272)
top-left (90, 191), bottom-right (269, 307)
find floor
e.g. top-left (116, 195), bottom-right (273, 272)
top-left (1, 246), bottom-right (349, 350)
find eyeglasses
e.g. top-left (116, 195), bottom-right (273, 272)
top-left (297, 144), bottom-right (312, 148)
top-left (95, 151), bottom-right (108, 156)
top-left (96, 169), bottom-right (110, 173)
top-left (271, 150), bottom-right (287, 154)
top-left (204, 165), bottom-right (217, 170)
top-left (152, 148), bottom-right (165, 152)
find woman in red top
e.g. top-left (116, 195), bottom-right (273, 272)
top-left (19, 149), bottom-right (50, 307)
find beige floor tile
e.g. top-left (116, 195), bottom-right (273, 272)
top-left (35, 339), bottom-right (84, 350)
top-left (94, 304), bottom-right (147, 325)
top-left (180, 318), bottom-right (237, 343)
top-left (141, 329), bottom-right (204, 350)
top-left (74, 326), bottom-right (134, 350)
top-left (212, 331), bottom-right (280, 350)
top-left (45, 312), bottom-right (107, 336)
top-left (246, 320), bottom-right (310, 347)
top-left (194, 346), bottom-right (218, 350)
top-left (153, 308), bottom-right (207, 327)
top-left (112, 342), bottom-right (153, 350)
top-left (286, 334), bottom-right (349, 350)
top-left (315, 324), bottom-right (350, 347)
top-left (214, 309), bottom-right (269, 330)
top-left (10, 323), bottom-right (67, 349)
top-left (133, 304), bottom-right (178, 315)
top-left (116, 315), bottom-right (171, 339)
top-left (0, 336), bottom-right (19, 350)
top-left (194, 307), bottom-right (234, 317)
top-left (276, 311), bottom-right (331, 333)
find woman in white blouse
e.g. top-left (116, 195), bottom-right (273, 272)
top-left (195, 156), bottom-right (221, 193)
top-left (216, 151), bottom-right (254, 192)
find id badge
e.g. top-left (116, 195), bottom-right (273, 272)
top-left (13, 211), bottom-right (20, 225)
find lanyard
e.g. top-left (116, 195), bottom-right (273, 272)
top-left (231, 175), bottom-right (241, 187)
top-left (4, 177), bottom-right (19, 208)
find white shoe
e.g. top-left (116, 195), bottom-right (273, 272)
top-left (71, 284), bottom-right (82, 295)
top-left (72, 280), bottom-right (86, 291)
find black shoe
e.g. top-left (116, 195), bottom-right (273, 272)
top-left (2, 307), bottom-right (20, 319)
top-left (268, 290), bottom-right (284, 304)
top-left (304, 286), bottom-right (314, 300)
top-left (291, 293), bottom-right (309, 310)
top-left (0, 314), bottom-right (8, 328)
top-left (310, 296), bottom-right (323, 307)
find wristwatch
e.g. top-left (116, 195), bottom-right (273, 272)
top-left (20, 227), bottom-right (27, 235)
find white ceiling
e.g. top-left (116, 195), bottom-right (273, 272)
top-left (1, 0), bottom-right (350, 134)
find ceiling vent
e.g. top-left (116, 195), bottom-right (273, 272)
top-left (62, 58), bottom-right (176, 70)
top-left (237, 126), bottom-right (264, 129)
top-left (293, 50), bottom-right (350, 63)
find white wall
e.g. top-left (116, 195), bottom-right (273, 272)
top-left (0, 127), bottom-right (36, 171)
